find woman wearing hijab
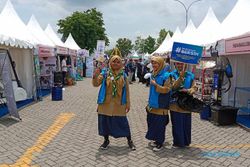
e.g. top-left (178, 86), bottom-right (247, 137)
top-left (170, 62), bottom-right (197, 148)
top-left (92, 48), bottom-right (136, 151)
top-left (145, 56), bottom-right (172, 151)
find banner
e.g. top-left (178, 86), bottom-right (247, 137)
top-left (85, 57), bottom-right (94, 78)
top-left (171, 42), bottom-right (203, 64)
top-left (0, 51), bottom-right (20, 119)
top-left (39, 57), bottom-right (57, 89)
top-left (38, 45), bottom-right (55, 57)
top-left (78, 49), bottom-right (89, 57)
top-left (56, 46), bottom-right (68, 55)
top-left (96, 40), bottom-right (105, 58)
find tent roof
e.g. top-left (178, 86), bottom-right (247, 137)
top-left (221, 0), bottom-right (250, 39)
top-left (129, 52), bottom-right (141, 59)
top-left (196, 7), bottom-right (222, 45)
top-left (64, 33), bottom-right (81, 50)
top-left (0, 0), bottom-right (36, 48)
top-left (166, 26), bottom-right (182, 52)
top-left (152, 33), bottom-right (171, 55)
top-left (44, 24), bottom-right (67, 48)
top-left (27, 15), bottom-right (55, 47)
top-left (180, 19), bottom-right (198, 45)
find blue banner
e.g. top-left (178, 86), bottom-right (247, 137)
top-left (171, 42), bottom-right (203, 64)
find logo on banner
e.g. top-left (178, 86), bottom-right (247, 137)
top-left (171, 42), bottom-right (203, 64)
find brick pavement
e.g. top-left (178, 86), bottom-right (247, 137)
top-left (0, 78), bottom-right (250, 167)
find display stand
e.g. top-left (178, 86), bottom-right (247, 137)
top-left (194, 68), bottom-right (213, 103)
top-left (234, 87), bottom-right (250, 129)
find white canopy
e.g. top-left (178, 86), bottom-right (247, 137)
top-left (221, 0), bottom-right (250, 39)
top-left (196, 7), bottom-right (222, 45)
top-left (64, 33), bottom-right (81, 50)
top-left (129, 51), bottom-right (140, 59)
top-left (44, 24), bottom-right (67, 48)
top-left (27, 15), bottom-right (55, 47)
top-left (151, 33), bottom-right (171, 55)
top-left (180, 19), bottom-right (198, 45)
top-left (0, 0), bottom-right (36, 48)
top-left (166, 27), bottom-right (182, 52)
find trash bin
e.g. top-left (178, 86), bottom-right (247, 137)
top-left (200, 105), bottom-right (211, 120)
top-left (52, 86), bottom-right (63, 101)
top-left (210, 105), bottom-right (238, 125)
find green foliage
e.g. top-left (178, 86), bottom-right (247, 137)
top-left (104, 49), bottom-right (113, 56)
top-left (116, 38), bottom-right (133, 57)
top-left (57, 8), bottom-right (109, 53)
top-left (144, 36), bottom-right (156, 54)
top-left (156, 29), bottom-right (173, 48)
top-left (134, 36), bottom-right (146, 54)
top-left (133, 36), bottom-right (156, 54)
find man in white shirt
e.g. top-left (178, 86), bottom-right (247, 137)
top-left (61, 57), bottom-right (67, 86)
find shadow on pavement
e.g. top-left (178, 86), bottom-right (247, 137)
top-left (0, 116), bottom-right (20, 127)
top-left (149, 145), bottom-right (210, 160)
top-left (95, 145), bottom-right (131, 161)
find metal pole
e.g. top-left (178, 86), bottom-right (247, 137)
top-left (174, 0), bottom-right (202, 27)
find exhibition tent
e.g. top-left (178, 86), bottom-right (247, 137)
top-left (151, 33), bottom-right (171, 55)
top-left (221, 0), bottom-right (250, 39)
top-left (0, 0), bottom-right (37, 48)
top-left (64, 33), bottom-right (81, 50)
top-left (27, 15), bottom-right (55, 47)
top-left (196, 7), bottom-right (222, 46)
top-left (0, 0), bottom-right (37, 100)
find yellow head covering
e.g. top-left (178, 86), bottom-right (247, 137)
top-left (109, 48), bottom-right (123, 73)
top-left (151, 56), bottom-right (166, 76)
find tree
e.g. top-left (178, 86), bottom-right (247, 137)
top-left (57, 8), bottom-right (109, 53)
top-left (144, 36), bottom-right (156, 54)
top-left (156, 29), bottom-right (173, 48)
top-left (104, 49), bottom-right (113, 56)
top-left (134, 36), bottom-right (146, 54)
top-left (116, 38), bottom-right (133, 58)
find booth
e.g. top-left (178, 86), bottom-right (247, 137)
top-left (222, 33), bottom-right (250, 129)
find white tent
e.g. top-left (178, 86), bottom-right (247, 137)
top-left (0, 0), bottom-right (37, 100)
top-left (196, 7), bottom-right (222, 46)
top-left (44, 24), bottom-right (67, 48)
top-left (180, 19), bottom-right (198, 45)
top-left (143, 52), bottom-right (150, 60)
top-left (0, 0), bottom-right (37, 48)
top-left (129, 51), bottom-right (140, 59)
top-left (64, 33), bottom-right (81, 50)
top-left (151, 33), bottom-right (171, 55)
top-left (27, 15), bottom-right (55, 47)
top-left (221, 0), bottom-right (250, 39)
top-left (166, 27), bottom-right (182, 52)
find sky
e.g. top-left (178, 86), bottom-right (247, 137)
top-left (0, 0), bottom-right (238, 49)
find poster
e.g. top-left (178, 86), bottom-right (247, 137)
top-left (171, 42), bottom-right (203, 64)
top-left (39, 57), bottom-right (57, 89)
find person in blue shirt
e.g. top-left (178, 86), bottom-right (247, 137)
top-left (170, 62), bottom-right (197, 148)
top-left (145, 56), bottom-right (172, 151)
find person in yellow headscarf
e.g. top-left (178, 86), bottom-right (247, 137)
top-left (145, 56), bottom-right (172, 151)
top-left (92, 48), bottom-right (136, 150)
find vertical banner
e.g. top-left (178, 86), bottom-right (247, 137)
top-left (85, 57), bottom-right (94, 78)
top-left (0, 51), bottom-right (20, 119)
top-left (96, 40), bottom-right (105, 58)
top-left (171, 42), bottom-right (203, 64)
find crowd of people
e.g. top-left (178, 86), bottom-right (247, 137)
top-left (92, 48), bottom-right (196, 152)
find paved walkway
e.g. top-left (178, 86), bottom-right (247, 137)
top-left (0, 78), bottom-right (250, 167)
